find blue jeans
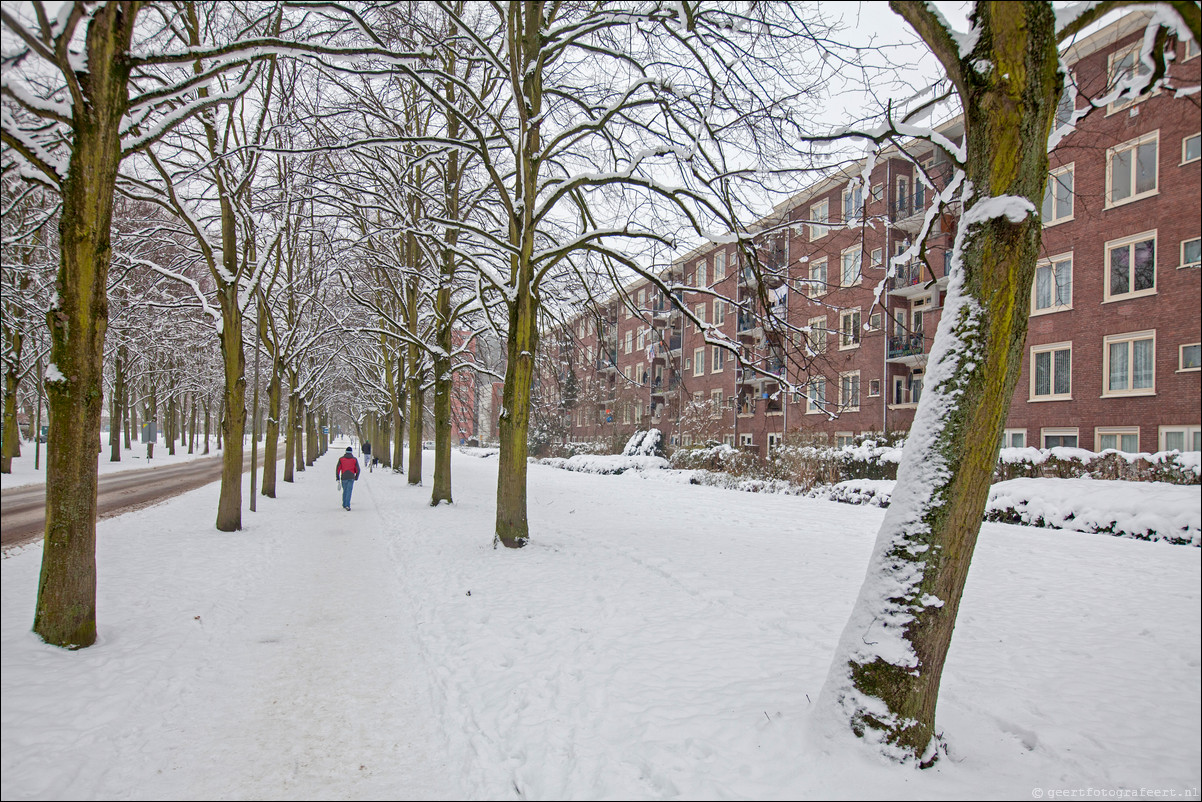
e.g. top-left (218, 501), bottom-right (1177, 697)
top-left (341, 477), bottom-right (355, 508)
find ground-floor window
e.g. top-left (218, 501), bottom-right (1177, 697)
top-left (1159, 425), bottom-right (1201, 452)
top-left (1095, 426), bottom-right (1139, 453)
top-left (1001, 429), bottom-right (1026, 449)
top-left (1041, 427), bottom-right (1079, 449)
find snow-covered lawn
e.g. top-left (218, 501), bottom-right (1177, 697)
top-left (0, 434), bottom-right (227, 491)
top-left (2, 442), bottom-right (1199, 800)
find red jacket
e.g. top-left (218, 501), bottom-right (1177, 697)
top-left (336, 454), bottom-right (360, 480)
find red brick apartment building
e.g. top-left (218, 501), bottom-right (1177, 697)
top-left (543, 12), bottom-right (1200, 458)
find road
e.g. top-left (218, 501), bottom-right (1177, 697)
top-left (1, 451), bottom-right (276, 549)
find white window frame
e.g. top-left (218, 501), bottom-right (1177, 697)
top-left (805, 377), bottom-right (826, 414)
top-left (870, 247), bottom-right (883, 267)
top-left (1182, 132), bottom-right (1201, 165)
top-left (839, 370), bottom-right (861, 412)
top-left (713, 250), bottom-right (726, 282)
top-left (697, 260), bottom-right (707, 288)
top-left (1104, 230), bottom-right (1157, 302)
top-left (693, 302), bottom-right (706, 333)
top-left (637, 328), bottom-right (646, 352)
top-left (1041, 427), bottom-right (1079, 449)
top-left (711, 345), bottom-right (725, 373)
top-left (1102, 330), bottom-right (1156, 397)
top-left (1107, 42), bottom-right (1153, 114)
top-left (840, 247), bottom-right (862, 287)
top-left (624, 330), bottom-right (633, 355)
top-left (767, 432), bottom-right (783, 449)
top-left (1106, 130), bottom-right (1159, 207)
top-left (807, 315), bottom-right (827, 355)
top-left (1042, 164), bottom-right (1074, 226)
top-left (1181, 237), bottom-right (1201, 269)
top-left (1159, 425), bottom-right (1201, 452)
top-left (1001, 428), bottom-right (1027, 449)
top-left (839, 308), bottom-right (862, 350)
top-left (692, 347), bottom-right (705, 377)
top-left (1178, 342), bottom-right (1200, 372)
top-left (722, 433), bottom-right (735, 447)
top-left (713, 299), bottom-right (726, 326)
top-left (808, 259), bottom-right (828, 297)
top-left (1095, 426), bottom-right (1140, 453)
top-left (1031, 253), bottom-right (1073, 315)
top-left (868, 378), bottom-right (880, 397)
top-left (842, 184), bottom-right (864, 222)
top-left (809, 198), bottom-right (829, 240)
top-left (739, 433), bottom-right (755, 447)
top-left (835, 432), bottom-right (855, 449)
top-left (1030, 341), bottom-right (1073, 401)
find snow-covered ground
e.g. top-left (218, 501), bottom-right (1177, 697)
top-left (2, 441), bottom-right (1199, 800)
top-left (0, 434), bottom-right (226, 491)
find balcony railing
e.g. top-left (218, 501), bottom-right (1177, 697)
top-left (887, 334), bottom-right (925, 359)
top-left (737, 313), bottom-right (757, 332)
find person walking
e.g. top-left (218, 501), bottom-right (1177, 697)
top-left (362, 439), bottom-right (372, 473)
top-left (336, 446), bottom-right (361, 511)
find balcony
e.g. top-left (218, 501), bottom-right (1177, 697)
top-left (666, 333), bottom-right (682, 354)
top-left (886, 333), bottom-right (927, 366)
top-left (595, 348), bottom-right (618, 372)
top-left (736, 312), bottom-right (761, 341)
top-left (887, 256), bottom-right (949, 300)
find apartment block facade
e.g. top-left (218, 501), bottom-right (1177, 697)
top-left (544, 13), bottom-right (1200, 457)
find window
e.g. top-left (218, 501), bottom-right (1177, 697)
top-left (870, 248), bottom-right (883, 267)
top-left (713, 250), bottom-right (726, 282)
top-left (806, 377), bottom-right (826, 413)
top-left (697, 260), bottom-right (707, 288)
top-left (1042, 165), bottom-right (1074, 225)
top-left (1054, 86), bottom-right (1076, 128)
top-left (637, 329), bottom-right (646, 352)
top-left (807, 316), bottom-right (827, 355)
top-left (839, 371), bottom-right (860, 411)
top-left (693, 347), bottom-right (705, 377)
top-left (1042, 428), bottom-right (1079, 449)
top-left (1105, 231), bottom-right (1156, 301)
top-left (739, 433), bottom-right (754, 447)
top-left (711, 346), bottom-right (725, 373)
top-left (840, 309), bottom-right (861, 349)
top-left (808, 259), bottom-right (828, 297)
top-left (910, 371), bottom-right (924, 403)
top-left (693, 303), bottom-right (706, 332)
top-left (841, 248), bottom-right (862, 287)
top-left (1107, 131), bottom-right (1158, 206)
top-left (1160, 426), bottom-right (1201, 452)
top-left (1096, 427), bottom-right (1140, 453)
top-left (1103, 331), bottom-right (1155, 396)
top-left (1187, 37), bottom-right (1201, 60)
top-left (868, 379), bottom-right (880, 397)
top-left (1107, 43), bottom-right (1152, 113)
top-left (682, 433), bottom-right (693, 446)
top-left (1032, 255), bottom-right (1072, 314)
top-left (637, 288), bottom-right (645, 308)
top-left (1001, 429), bottom-right (1026, 449)
top-left (1181, 343), bottom-right (1201, 371)
top-left (896, 176), bottom-right (910, 216)
top-left (624, 330), bottom-right (633, 354)
top-left (1183, 133), bottom-right (1200, 164)
top-left (1181, 238), bottom-right (1201, 268)
top-left (713, 299), bottom-right (726, 326)
top-left (1030, 341), bottom-right (1072, 401)
top-left (843, 184), bottom-right (864, 221)
top-left (835, 433), bottom-right (855, 449)
top-left (809, 199), bottom-right (829, 240)
top-left (722, 434), bottom-right (735, 447)
top-left (767, 432), bottom-right (783, 449)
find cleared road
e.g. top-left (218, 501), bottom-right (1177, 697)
top-left (1, 451), bottom-right (278, 549)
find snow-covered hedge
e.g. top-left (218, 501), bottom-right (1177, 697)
top-left (808, 477), bottom-right (1200, 546)
top-left (537, 453), bottom-right (669, 475)
top-left (995, 447), bottom-right (1200, 484)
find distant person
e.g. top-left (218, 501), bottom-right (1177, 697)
top-left (362, 440), bottom-right (372, 472)
top-left (336, 446), bottom-right (360, 511)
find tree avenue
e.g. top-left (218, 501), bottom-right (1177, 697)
top-left (3, 0), bottom-right (1198, 770)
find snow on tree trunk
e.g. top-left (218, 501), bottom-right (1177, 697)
top-left (817, 1), bottom-right (1061, 763)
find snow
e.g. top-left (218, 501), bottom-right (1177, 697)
top-left (1, 434), bottom-right (226, 491)
top-left (2, 444), bottom-right (1198, 800)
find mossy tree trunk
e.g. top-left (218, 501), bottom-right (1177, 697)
top-left (109, 347), bottom-right (124, 462)
top-left (820, 0), bottom-right (1066, 763)
top-left (283, 386), bottom-right (296, 483)
top-left (259, 295), bottom-right (282, 498)
top-left (32, 1), bottom-right (142, 649)
top-left (494, 1), bottom-right (544, 548)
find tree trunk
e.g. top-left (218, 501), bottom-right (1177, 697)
top-left (2, 356), bottom-right (22, 473)
top-left (34, 2), bottom-right (141, 649)
top-left (495, 288), bottom-right (538, 547)
top-left (819, 0), bottom-right (1061, 763)
top-left (431, 344), bottom-right (453, 505)
top-left (293, 393), bottom-right (305, 474)
top-left (202, 399), bottom-right (209, 455)
top-left (165, 394), bottom-right (176, 456)
top-left (394, 360), bottom-right (405, 474)
top-left (283, 389), bottom-right (296, 483)
top-left (109, 348), bottom-right (123, 462)
top-left (261, 356), bottom-right (281, 498)
top-left (406, 370), bottom-right (424, 485)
